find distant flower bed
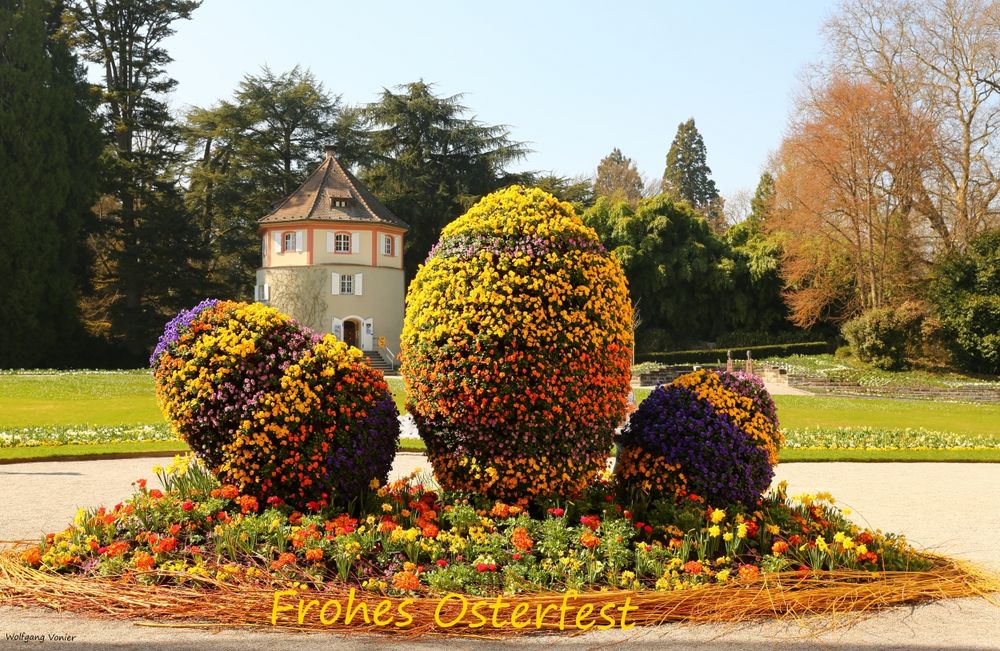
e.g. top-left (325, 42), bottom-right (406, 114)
top-left (784, 427), bottom-right (1000, 450)
top-left (0, 424), bottom-right (173, 448)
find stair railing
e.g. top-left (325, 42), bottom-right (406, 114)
top-left (380, 345), bottom-right (398, 371)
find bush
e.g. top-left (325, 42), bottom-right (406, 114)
top-left (930, 229), bottom-right (1000, 375)
top-left (713, 330), bottom-right (821, 348)
top-left (841, 305), bottom-right (923, 371)
top-left (401, 186), bottom-right (633, 502)
top-left (634, 342), bottom-right (831, 365)
top-left (151, 300), bottom-right (399, 509)
top-left (615, 369), bottom-right (781, 507)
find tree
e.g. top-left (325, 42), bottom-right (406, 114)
top-left (773, 78), bottom-right (931, 327)
top-left (67, 0), bottom-right (207, 360)
top-left (662, 119), bottom-right (721, 218)
top-left (358, 81), bottom-right (529, 281)
top-left (0, 0), bottom-right (101, 367)
top-left (183, 67), bottom-right (346, 295)
top-left (583, 195), bottom-right (733, 350)
top-left (518, 172), bottom-right (594, 212)
top-left (929, 228), bottom-right (1000, 373)
top-left (825, 0), bottom-right (1000, 250)
top-left (725, 173), bottom-right (789, 334)
top-left (594, 147), bottom-right (643, 204)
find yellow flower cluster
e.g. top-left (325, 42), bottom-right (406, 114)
top-left (401, 186), bottom-right (634, 501)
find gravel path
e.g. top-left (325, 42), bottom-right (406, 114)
top-left (1, 456), bottom-right (998, 650)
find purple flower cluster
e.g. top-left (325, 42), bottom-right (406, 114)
top-left (148, 299), bottom-right (219, 367)
top-left (617, 384), bottom-right (773, 507)
top-left (718, 371), bottom-right (780, 429)
top-left (428, 232), bottom-right (606, 262)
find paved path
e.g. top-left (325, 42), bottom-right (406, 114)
top-left (1, 456), bottom-right (998, 650)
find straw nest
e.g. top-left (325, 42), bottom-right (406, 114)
top-left (1, 548), bottom-right (996, 639)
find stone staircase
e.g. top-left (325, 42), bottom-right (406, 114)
top-left (363, 350), bottom-right (397, 374)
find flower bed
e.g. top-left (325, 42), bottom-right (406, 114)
top-left (0, 424), bottom-right (172, 448)
top-left (2, 455), bottom-right (995, 637)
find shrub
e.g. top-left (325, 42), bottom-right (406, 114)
top-left (401, 186), bottom-right (633, 502)
top-left (151, 301), bottom-right (399, 509)
top-left (930, 229), bottom-right (1000, 374)
top-left (615, 369), bottom-right (781, 507)
top-left (841, 307), bottom-right (921, 371)
top-left (635, 342), bottom-right (831, 365)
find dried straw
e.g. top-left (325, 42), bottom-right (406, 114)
top-left (0, 550), bottom-right (996, 639)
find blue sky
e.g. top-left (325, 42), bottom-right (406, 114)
top-left (162, 0), bottom-right (835, 198)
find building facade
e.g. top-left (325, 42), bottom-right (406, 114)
top-left (254, 147), bottom-right (409, 360)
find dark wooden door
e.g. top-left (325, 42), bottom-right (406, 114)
top-left (344, 320), bottom-right (358, 348)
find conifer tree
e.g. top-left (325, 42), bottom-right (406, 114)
top-left (662, 118), bottom-right (720, 211)
top-left (0, 0), bottom-right (101, 367)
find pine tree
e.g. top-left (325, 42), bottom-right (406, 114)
top-left (359, 81), bottom-right (529, 281)
top-left (662, 119), bottom-right (720, 210)
top-left (0, 0), bottom-right (101, 367)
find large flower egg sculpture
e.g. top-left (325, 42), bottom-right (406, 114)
top-left (401, 186), bottom-right (634, 501)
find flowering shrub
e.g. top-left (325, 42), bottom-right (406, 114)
top-left (18, 457), bottom-right (931, 595)
top-left (401, 186), bottom-right (633, 501)
top-left (151, 301), bottom-right (399, 509)
top-left (616, 369), bottom-right (782, 507)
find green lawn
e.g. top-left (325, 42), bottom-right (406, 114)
top-left (0, 372), bottom-right (160, 426)
top-left (773, 395), bottom-right (999, 438)
top-left (2, 371), bottom-right (999, 463)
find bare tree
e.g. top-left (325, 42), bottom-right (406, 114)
top-left (724, 187), bottom-right (753, 226)
top-left (773, 78), bottom-right (931, 326)
top-left (825, 0), bottom-right (1000, 250)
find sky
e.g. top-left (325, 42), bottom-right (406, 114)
top-left (161, 0), bottom-right (836, 199)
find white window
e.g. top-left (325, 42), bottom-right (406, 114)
top-left (340, 274), bottom-right (353, 295)
top-left (334, 233), bottom-right (351, 253)
top-left (254, 284), bottom-right (270, 302)
top-left (383, 234), bottom-right (394, 256)
top-left (331, 198), bottom-right (348, 208)
top-left (282, 232), bottom-right (296, 252)
top-left (332, 272), bottom-right (363, 296)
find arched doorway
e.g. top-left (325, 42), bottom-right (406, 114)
top-left (343, 319), bottom-right (359, 348)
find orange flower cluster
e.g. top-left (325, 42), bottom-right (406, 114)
top-left (401, 186), bottom-right (633, 501)
top-left (615, 447), bottom-right (687, 497)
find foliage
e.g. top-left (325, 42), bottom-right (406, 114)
top-left (773, 79), bottom-right (928, 328)
top-left (826, 0), bottom-right (1000, 251)
top-left (357, 81), bottom-right (529, 282)
top-left (841, 306), bottom-right (922, 371)
top-left (594, 147), bottom-right (644, 204)
top-left (929, 228), bottom-right (1000, 374)
top-left (724, 173), bottom-right (790, 334)
top-left (66, 0), bottom-right (208, 361)
top-left (616, 370), bottom-right (783, 507)
top-left (662, 118), bottom-right (722, 229)
top-left (635, 342), bottom-right (831, 364)
top-left (401, 186), bottom-right (633, 502)
top-left (583, 195), bottom-right (733, 350)
top-left (19, 460), bottom-right (933, 596)
top-left (0, 0), bottom-right (101, 367)
top-left (182, 66), bottom-right (349, 295)
top-left (516, 173), bottom-right (595, 213)
top-left (151, 301), bottom-right (399, 509)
